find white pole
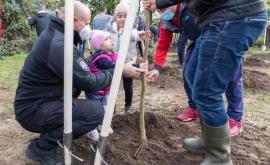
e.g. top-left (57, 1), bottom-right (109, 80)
top-left (262, 15), bottom-right (269, 51)
top-left (262, 28), bottom-right (267, 51)
top-left (64, 0), bottom-right (74, 164)
top-left (93, 0), bottom-right (139, 164)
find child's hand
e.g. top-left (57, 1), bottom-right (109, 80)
top-left (146, 69), bottom-right (160, 83)
top-left (138, 31), bottom-right (153, 40)
top-left (140, 62), bottom-right (148, 72)
top-left (138, 31), bottom-right (147, 40)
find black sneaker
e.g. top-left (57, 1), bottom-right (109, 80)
top-left (26, 140), bottom-right (62, 165)
top-left (125, 106), bottom-right (133, 115)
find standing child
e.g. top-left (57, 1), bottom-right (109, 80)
top-left (106, 3), bottom-right (148, 114)
top-left (86, 30), bottom-right (147, 141)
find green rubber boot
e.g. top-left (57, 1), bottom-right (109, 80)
top-left (200, 121), bottom-right (233, 165)
top-left (183, 118), bottom-right (205, 153)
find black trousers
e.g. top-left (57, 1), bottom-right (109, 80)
top-left (19, 99), bottom-right (104, 150)
top-left (137, 41), bottom-right (144, 57)
top-left (123, 77), bottom-right (133, 107)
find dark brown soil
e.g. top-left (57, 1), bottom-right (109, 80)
top-left (245, 57), bottom-right (270, 67)
top-left (243, 69), bottom-right (270, 91)
top-left (162, 66), bottom-right (270, 92)
top-left (71, 111), bottom-right (270, 165)
top-left (1, 53), bottom-right (270, 165)
top-left (245, 53), bottom-right (270, 67)
top-left (105, 112), bottom-right (202, 165)
top-left (73, 112), bottom-right (203, 165)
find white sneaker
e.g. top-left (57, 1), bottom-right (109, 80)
top-left (87, 129), bottom-right (100, 141)
top-left (97, 125), bottom-right (113, 135)
top-left (109, 127), bottom-right (114, 134)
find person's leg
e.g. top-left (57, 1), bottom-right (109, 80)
top-left (191, 12), bottom-right (267, 164)
top-left (84, 94), bottom-right (107, 141)
top-left (23, 99), bottom-right (104, 163)
top-left (177, 35), bottom-right (187, 66)
top-left (226, 61), bottom-right (243, 121)
top-left (123, 77), bottom-right (133, 114)
top-left (137, 41), bottom-right (144, 58)
top-left (176, 42), bottom-right (199, 121)
top-left (85, 92), bottom-right (107, 106)
top-left (225, 61), bottom-right (244, 136)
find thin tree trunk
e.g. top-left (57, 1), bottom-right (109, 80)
top-left (139, 10), bottom-right (151, 147)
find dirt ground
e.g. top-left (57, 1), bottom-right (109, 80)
top-left (0, 54), bottom-right (270, 165)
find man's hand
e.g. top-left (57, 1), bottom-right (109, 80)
top-left (123, 62), bottom-right (146, 77)
top-left (146, 69), bottom-right (160, 82)
top-left (142, 0), bottom-right (157, 11)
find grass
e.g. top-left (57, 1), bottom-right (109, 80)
top-left (0, 53), bottom-right (27, 90)
top-left (248, 47), bottom-right (270, 54)
top-left (245, 100), bottom-right (266, 113)
top-left (261, 92), bottom-right (270, 105)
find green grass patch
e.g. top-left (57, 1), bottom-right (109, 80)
top-left (0, 53), bottom-right (27, 90)
top-left (244, 101), bottom-right (265, 113)
top-left (261, 92), bottom-right (270, 105)
top-left (248, 47), bottom-right (270, 54)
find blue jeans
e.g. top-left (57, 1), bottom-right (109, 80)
top-left (185, 11), bottom-right (267, 127)
top-left (225, 61), bottom-right (243, 122)
top-left (183, 42), bottom-right (197, 109)
top-left (184, 46), bottom-right (244, 121)
top-left (177, 35), bottom-right (187, 65)
top-left (85, 93), bottom-right (108, 106)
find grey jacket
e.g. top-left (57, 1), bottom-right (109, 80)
top-left (105, 18), bottom-right (140, 63)
top-left (156, 0), bottom-right (267, 29)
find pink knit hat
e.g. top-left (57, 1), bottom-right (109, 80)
top-left (114, 3), bottom-right (128, 15)
top-left (90, 30), bottom-right (111, 50)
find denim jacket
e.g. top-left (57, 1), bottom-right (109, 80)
top-left (162, 20), bottom-right (180, 33)
top-left (162, 3), bottom-right (200, 41)
top-left (156, 0), bottom-right (267, 29)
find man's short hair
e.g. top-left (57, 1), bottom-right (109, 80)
top-left (99, 6), bottom-right (107, 12)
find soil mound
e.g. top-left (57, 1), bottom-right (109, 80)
top-left (105, 112), bottom-right (202, 165)
top-left (245, 57), bottom-right (270, 67)
top-left (73, 112), bottom-right (202, 165)
top-left (243, 69), bottom-right (270, 91)
top-left (162, 67), bottom-right (183, 81)
top-left (72, 111), bottom-right (270, 165)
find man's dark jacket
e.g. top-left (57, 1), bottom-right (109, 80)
top-left (29, 12), bottom-right (51, 36)
top-left (14, 17), bottom-right (113, 122)
top-left (156, 0), bottom-right (266, 29)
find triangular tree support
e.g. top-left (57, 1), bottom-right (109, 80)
top-left (93, 0), bottom-right (140, 165)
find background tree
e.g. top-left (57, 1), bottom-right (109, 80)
top-left (1, 0), bottom-right (62, 55)
top-left (81, 0), bottom-right (120, 24)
